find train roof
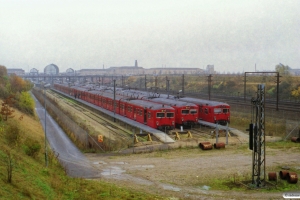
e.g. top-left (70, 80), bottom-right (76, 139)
top-left (117, 90), bottom-right (175, 99)
top-left (129, 100), bottom-right (175, 110)
top-left (178, 97), bottom-right (229, 107)
top-left (87, 90), bottom-right (131, 100)
top-left (71, 85), bottom-right (89, 92)
top-left (100, 92), bottom-right (128, 100)
top-left (150, 98), bottom-right (197, 107)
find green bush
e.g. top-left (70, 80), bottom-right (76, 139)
top-left (23, 138), bottom-right (41, 158)
top-left (5, 122), bottom-right (20, 146)
top-left (16, 91), bottom-right (35, 115)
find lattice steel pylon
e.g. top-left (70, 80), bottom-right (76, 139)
top-left (250, 84), bottom-right (266, 187)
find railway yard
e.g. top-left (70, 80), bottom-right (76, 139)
top-left (40, 88), bottom-right (300, 199)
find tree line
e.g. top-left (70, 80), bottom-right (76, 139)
top-left (0, 65), bottom-right (34, 119)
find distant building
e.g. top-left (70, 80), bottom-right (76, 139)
top-left (289, 68), bottom-right (300, 76)
top-left (205, 65), bottom-right (215, 74)
top-left (146, 67), bottom-right (203, 75)
top-left (77, 68), bottom-right (107, 75)
top-left (29, 68), bottom-right (39, 76)
top-left (19, 60), bottom-right (207, 76)
top-left (44, 64), bottom-right (59, 75)
top-left (64, 68), bottom-right (75, 76)
top-left (7, 68), bottom-right (25, 76)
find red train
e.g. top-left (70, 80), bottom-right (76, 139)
top-left (53, 83), bottom-right (175, 130)
top-left (143, 98), bottom-right (198, 127)
top-left (114, 89), bottom-right (230, 125)
top-left (176, 97), bottom-right (230, 125)
top-left (100, 88), bottom-right (198, 127)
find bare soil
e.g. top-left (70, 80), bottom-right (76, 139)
top-left (49, 91), bottom-right (300, 200)
top-left (86, 146), bottom-right (300, 200)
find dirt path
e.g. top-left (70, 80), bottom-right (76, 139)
top-left (87, 146), bottom-right (300, 200)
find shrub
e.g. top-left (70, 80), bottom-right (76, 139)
top-left (5, 121), bottom-right (20, 146)
top-left (23, 138), bottom-right (41, 158)
top-left (16, 91), bottom-right (35, 115)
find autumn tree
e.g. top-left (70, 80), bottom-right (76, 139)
top-left (0, 65), bottom-right (8, 81)
top-left (275, 63), bottom-right (290, 76)
top-left (291, 86), bottom-right (300, 100)
top-left (9, 74), bottom-right (31, 93)
top-left (0, 65), bottom-right (8, 97)
top-left (0, 95), bottom-right (15, 121)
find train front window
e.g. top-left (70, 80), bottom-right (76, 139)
top-left (157, 113), bottom-right (165, 118)
top-left (214, 108), bottom-right (222, 114)
top-left (223, 108), bottom-right (229, 113)
top-left (190, 109), bottom-right (197, 114)
top-left (166, 113), bottom-right (174, 118)
top-left (181, 110), bottom-right (189, 115)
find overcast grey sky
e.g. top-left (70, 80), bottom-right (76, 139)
top-left (0, 0), bottom-right (299, 73)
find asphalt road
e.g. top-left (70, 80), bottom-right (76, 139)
top-left (32, 92), bottom-right (100, 178)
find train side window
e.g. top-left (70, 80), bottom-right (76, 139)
top-left (223, 109), bottom-right (229, 113)
top-left (190, 109), bottom-right (197, 114)
top-left (214, 108), bottom-right (222, 114)
top-left (181, 110), bottom-right (189, 115)
top-left (157, 113), bottom-right (165, 118)
top-left (166, 112), bottom-right (174, 118)
top-left (205, 108), bottom-right (208, 114)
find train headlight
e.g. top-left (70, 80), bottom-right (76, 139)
top-left (181, 117), bottom-right (184, 122)
top-left (156, 121), bottom-right (159, 125)
top-left (172, 121), bottom-right (174, 125)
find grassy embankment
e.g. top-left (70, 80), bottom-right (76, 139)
top-left (0, 106), bottom-right (166, 199)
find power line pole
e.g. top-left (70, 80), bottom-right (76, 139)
top-left (250, 84), bottom-right (266, 187)
top-left (207, 74), bottom-right (212, 100)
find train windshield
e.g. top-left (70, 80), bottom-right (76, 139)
top-left (190, 109), bottom-right (197, 114)
top-left (157, 113), bottom-right (165, 118)
top-left (181, 109), bottom-right (189, 115)
top-left (166, 112), bottom-right (174, 118)
top-left (223, 108), bottom-right (229, 113)
top-left (214, 108), bottom-right (222, 114)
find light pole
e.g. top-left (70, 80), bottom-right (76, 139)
top-left (43, 83), bottom-right (51, 167)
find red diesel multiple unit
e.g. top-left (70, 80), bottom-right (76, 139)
top-left (54, 83), bottom-right (175, 130)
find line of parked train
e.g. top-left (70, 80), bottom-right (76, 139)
top-left (53, 83), bottom-right (230, 131)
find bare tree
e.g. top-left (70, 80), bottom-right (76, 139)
top-left (1, 150), bottom-right (14, 183)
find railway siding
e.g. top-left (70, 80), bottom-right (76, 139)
top-left (51, 88), bottom-right (175, 144)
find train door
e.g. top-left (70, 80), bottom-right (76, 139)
top-left (121, 103), bottom-right (125, 116)
top-left (143, 108), bottom-right (147, 124)
top-left (133, 108), bottom-right (136, 120)
top-left (198, 105), bottom-right (203, 120)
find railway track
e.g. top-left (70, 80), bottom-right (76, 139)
top-left (134, 88), bottom-right (300, 113)
top-left (186, 92), bottom-right (300, 112)
top-left (48, 90), bottom-right (132, 141)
